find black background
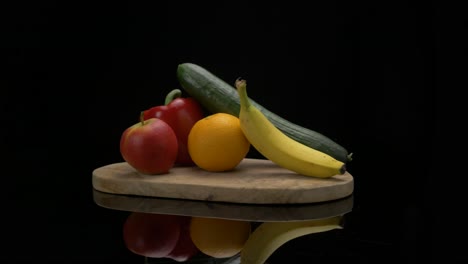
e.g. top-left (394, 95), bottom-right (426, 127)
top-left (3, 1), bottom-right (466, 263)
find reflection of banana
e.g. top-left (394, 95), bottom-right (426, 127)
top-left (240, 216), bottom-right (343, 264)
top-left (235, 79), bottom-right (346, 178)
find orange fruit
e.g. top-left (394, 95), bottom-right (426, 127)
top-left (188, 113), bottom-right (250, 172)
top-left (189, 217), bottom-right (251, 258)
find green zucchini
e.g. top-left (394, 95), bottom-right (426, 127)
top-left (176, 63), bottom-right (352, 163)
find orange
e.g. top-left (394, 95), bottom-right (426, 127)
top-left (189, 217), bottom-right (251, 258)
top-left (188, 113), bottom-right (250, 172)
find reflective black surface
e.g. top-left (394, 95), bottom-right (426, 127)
top-left (92, 190), bottom-right (354, 222)
top-left (94, 191), bottom-right (352, 263)
top-left (5, 1), bottom-right (464, 262)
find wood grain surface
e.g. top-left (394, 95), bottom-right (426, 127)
top-left (92, 158), bottom-right (354, 204)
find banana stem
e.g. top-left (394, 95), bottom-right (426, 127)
top-left (235, 78), bottom-right (251, 109)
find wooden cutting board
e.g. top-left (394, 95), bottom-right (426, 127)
top-left (92, 158), bottom-right (354, 204)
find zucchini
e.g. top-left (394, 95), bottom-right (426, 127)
top-left (176, 63), bottom-right (351, 163)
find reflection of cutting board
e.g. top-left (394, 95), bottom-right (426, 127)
top-left (92, 158), bottom-right (353, 204)
top-left (93, 190), bottom-right (354, 222)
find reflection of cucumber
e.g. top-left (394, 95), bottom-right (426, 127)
top-left (176, 63), bottom-right (351, 163)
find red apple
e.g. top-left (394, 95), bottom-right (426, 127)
top-left (120, 112), bottom-right (178, 175)
top-left (166, 216), bottom-right (200, 262)
top-left (123, 212), bottom-right (181, 258)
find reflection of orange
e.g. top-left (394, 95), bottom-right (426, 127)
top-left (189, 217), bottom-right (251, 258)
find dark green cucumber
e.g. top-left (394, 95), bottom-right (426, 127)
top-left (176, 63), bottom-right (351, 163)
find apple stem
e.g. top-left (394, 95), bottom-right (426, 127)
top-left (140, 111), bottom-right (145, 125)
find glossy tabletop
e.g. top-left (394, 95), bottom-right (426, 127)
top-left (93, 189), bottom-right (355, 263)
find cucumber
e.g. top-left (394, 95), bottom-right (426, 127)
top-left (176, 63), bottom-right (351, 163)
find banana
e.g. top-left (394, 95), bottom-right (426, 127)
top-left (240, 216), bottom-right (343, 264)
top-left (235, 79), bottom-right (346, 178)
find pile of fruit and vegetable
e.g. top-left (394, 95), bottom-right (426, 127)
top-left (112, 63), bottom-right (354, 263)
top-left (120, 62), bottom-right (352, 179)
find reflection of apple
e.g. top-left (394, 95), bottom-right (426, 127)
top-left (120, 113), bottom-right (178, 175)
top-left (123, 212), bottom-right (181, 258)
top-left (123, 212), bottom-right (199, 262)
top-left (166, 216), bottom-right (200, 262)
